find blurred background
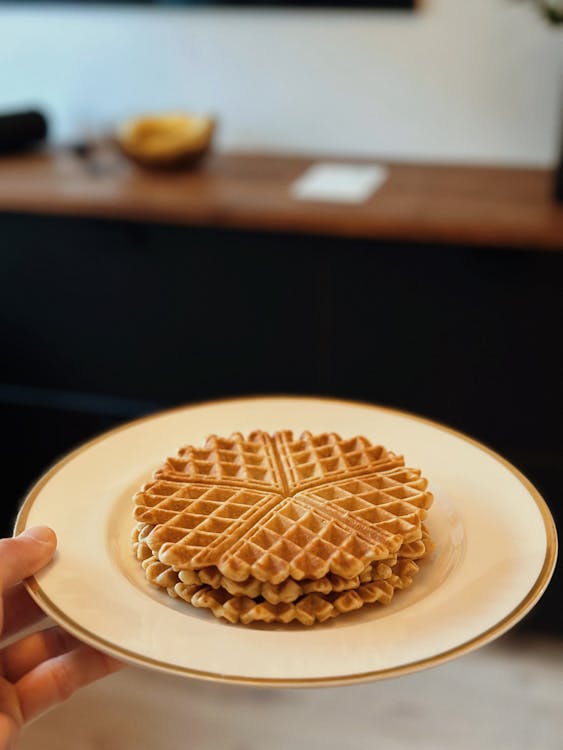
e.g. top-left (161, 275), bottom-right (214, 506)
top-left (0, 1), bottom-right (561, 745)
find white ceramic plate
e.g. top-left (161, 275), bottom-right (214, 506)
top-left (15, 397), bottom-right (557, 687)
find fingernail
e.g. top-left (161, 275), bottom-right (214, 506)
top-left (21, 526), bottom-right (56, 545)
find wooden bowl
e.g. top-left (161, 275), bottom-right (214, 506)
top-left (116, 114), bottom-right (216, 171)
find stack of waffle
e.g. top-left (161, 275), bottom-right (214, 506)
top-left (133, 431), bottom-right (434, 625)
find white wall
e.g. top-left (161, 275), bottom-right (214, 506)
top-left (0, 0), bottom-right (561, 166)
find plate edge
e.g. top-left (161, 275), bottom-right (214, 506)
top-left (13, 395), bottom-right (559, 687)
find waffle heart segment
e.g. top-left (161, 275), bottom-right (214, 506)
top-left (274, 430), bottom-right (405, 493)
top-left (154, 432), bottom-right (283, 492)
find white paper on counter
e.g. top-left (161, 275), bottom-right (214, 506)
top-left (290, 162), bottom-right (388, 204)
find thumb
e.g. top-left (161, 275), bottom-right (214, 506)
top-left (0, 527), bottom-right (57, 592)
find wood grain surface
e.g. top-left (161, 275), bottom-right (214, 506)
top-left (0, 149), bottom-right (561, 249)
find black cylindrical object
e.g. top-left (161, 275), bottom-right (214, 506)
top-left (0, 110), bottom-right (48, 154)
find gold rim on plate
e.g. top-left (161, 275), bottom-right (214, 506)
top-left (14, 395), bottom-right (558, 687)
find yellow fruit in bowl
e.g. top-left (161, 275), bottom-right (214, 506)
top-left (117, 113), bottom-right (215, 169)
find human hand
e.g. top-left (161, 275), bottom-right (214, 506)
top-left (0, 527), bottom-right (123, 749)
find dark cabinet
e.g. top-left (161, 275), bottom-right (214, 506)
top-left (1, 212), bottom-right (561, 632)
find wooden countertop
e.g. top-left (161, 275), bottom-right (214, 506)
top-left (0, 149), bottom-right (561, 249)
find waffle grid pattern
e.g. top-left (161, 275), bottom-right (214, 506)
top-left (275, 430), bottom-right (404, 493)
top-left (133, 524), bottom-right (432, 605)
top-left (155, 433), bottom-right (281, 491)
top-left (134, 432), bottom-right (433, 583)
top-left (133, 431), bottom-right (434, 623)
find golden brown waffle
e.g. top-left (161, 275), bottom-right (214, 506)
top-left (152, 430), bottom-right (404, 494)
top-left (134, 431), bottom-right (433, 584)
top-left (184, 559), bottom-right (420, 625)
top-left (139, 551), bottom-right (420, 625)
top-left (274, 430), bottom-right (404, 493)
top-left (184, 558), bottom-right (400, 602)
top-left (133, 522), bottom-right (432, 564)
top-left (134, 523), bottom-right (433, 606)
top-left (154, 432), bottom-right (282, 492)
